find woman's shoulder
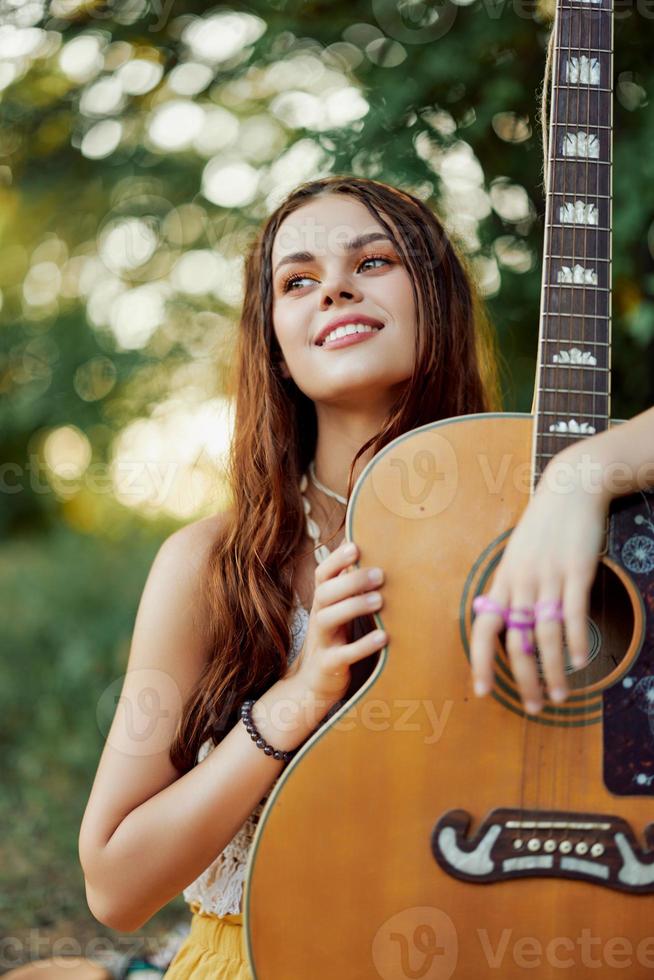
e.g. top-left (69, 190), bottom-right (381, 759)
top-left (159, 510), bottom-right (234, 573)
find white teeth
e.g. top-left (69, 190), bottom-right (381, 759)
top-left (320, 323), bottom-right (380, 345)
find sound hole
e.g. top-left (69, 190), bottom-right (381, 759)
top-left (498, 561), bottom-right (635, 690)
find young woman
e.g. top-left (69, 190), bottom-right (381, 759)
top-left (76, 174), bottom-right (501, 978)
top-left (76, 173), bottom-right (651, 978)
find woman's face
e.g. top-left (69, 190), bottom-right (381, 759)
top-left (271, 194), bottom-right (417, 411)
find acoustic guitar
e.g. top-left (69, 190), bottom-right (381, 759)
top-left (245, 0), bottom-right (654, 975)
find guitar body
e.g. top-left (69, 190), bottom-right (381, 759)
top-left (245, 414), bottom-right (654, 979)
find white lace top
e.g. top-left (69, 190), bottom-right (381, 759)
top-left (182, 594), bottom-right (310, 917)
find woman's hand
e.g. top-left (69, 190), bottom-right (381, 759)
top-left (285, 540), bottom-right (387, 717)
top-left (470, 453), bottom-right (610, 714)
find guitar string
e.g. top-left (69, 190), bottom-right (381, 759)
top-left (521, 17), bottom-right (558, 833)
top-left (560, 0), bottom-right (584, 847)
top-left (577, 0), bottom-right (593, 828)
top-left (522, 9), bottom-right (564, 836)
top-left (603, 0), bottom-right (614, 827)
top-left (537, 0), bottom-right (570, 832)
top-left (536, 0), bottom-right (574, 836)
top-left (581, 0), bottom-right (594, 834)
top-left (587, 0), bottom-right (612, 851)
top-left (548, 0), bottom-right (572, 833)
top-left (523, 4), bottom-right (565, 836)
top-left (580, 0), bottom-right (601, 832)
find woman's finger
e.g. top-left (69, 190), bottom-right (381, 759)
top-left (314, 540), bottom-right (359, 585)
top-left (327, 625), bottom-right (389, 672)
top-left (533, 587), bottom-right (567, 703)
top-left (315, 591), bottom-right (383, 634)
top-left (470, 589), bottom-right (509, 695)
top-left (504, 591), bottom-right (543, 713)
top-left (563, 568), bottom-right (593, 669)
top-left (315, 564), bottom-right (383, 607)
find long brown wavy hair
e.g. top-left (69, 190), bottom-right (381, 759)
top-left (169, 174), bottom-right (503, 774)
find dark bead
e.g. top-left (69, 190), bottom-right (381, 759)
top-left (264, 746), bottom-right (273, 756)
top-left (273, 751), bottom-right (282, 760)
top-left (256, 738), bottom-right (265, 748)
top-left (250, 732), bottom-right (258, 740)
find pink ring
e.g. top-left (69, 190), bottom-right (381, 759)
top-left (534, 599), bottom-right (564, 623)
top-left (472, 595), bottom-right (509, 620)
top-left (505, 616), bottom-right (536, 655)
top-left (507, 613), bottom-right (535, 629)
top-left (509, 606), bottom-right (535, 618)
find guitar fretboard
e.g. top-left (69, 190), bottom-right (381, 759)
top-left (532, 0), bottom-right (613, 488)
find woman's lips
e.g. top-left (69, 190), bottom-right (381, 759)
top-left (320, 328), bottom-right (383, 350)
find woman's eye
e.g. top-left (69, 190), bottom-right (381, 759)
top-left (282, 255), bottom-right (390, 293)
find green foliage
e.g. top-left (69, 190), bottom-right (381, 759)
top-left (0, 520), bottom-right (187, 938)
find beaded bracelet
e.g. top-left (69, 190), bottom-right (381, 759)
top-left (240, 699), bottom-right (296, 763)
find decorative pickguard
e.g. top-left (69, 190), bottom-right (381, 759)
top-left (431, 808), bottom-right (654, 894)
top-left (604, 490), bottom-right (654, 795)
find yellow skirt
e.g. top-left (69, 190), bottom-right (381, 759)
top-left (164, 902), bottom-right (253, 979)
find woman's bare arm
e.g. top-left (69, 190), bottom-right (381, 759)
top-left (78, 518), bottom-right (324, 933)
top-left (83, 675), bottom-right (321, 932)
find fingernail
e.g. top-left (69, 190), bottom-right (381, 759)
top-left (474, 680), bottom-right (489, 696)
top-left (550, 687), bottom-right (567, 703)
top-left (525, 700), bottom-right (542, 714)
top-left (344, 543), bottom-right (357, 558)
top-left (572, 654), bottom-right (587, 669)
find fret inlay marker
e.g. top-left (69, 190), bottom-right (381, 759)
top-left (559, 201), bottom-right (599, 225)
top-left (562, 132), bottom-right (600, 159)
top-left (565, 56), bottom-right (601, 86)
top-left (552, 348), bottom-right (598, 366)
top-left (548, 419), bottom-right (597, 435)
top-left (557, 265), bottom-right (598, 285)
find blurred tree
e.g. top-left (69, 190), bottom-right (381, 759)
top-left (1, 0), bottom-right (652, 534)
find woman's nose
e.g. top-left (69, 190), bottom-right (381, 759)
top-left (319, 277), bottom-right (362, 307)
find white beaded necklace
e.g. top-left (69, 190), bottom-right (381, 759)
top-left (299, 459), bottom-right (347, 564)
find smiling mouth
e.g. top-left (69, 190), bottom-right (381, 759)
top-left (317, 325), bottom-right (384, 347)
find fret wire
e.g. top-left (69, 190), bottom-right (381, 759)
top-left (542, 313), bottom-right (610, 321)
top-left (552, 123), bottom-right (613, 132)
top-left (549, 225), bottom-right (611, 232)
top-left (553, 84), bottom-right (613, 93)
top-left (546, 365), bottom-right (609, 372)
top-left (544, 284), bottom-right (610, 291)
top-left (539, 388), bottom-right (608, 395)
top-left (550, 157), bottom-right (611, 165)
top-left (555, 47), bottom-right (613, 54)
top-left (553, 193), bottom-right (612, 200)
top-left (544, 255), bottom-right (611, 263)
top-left (540, 342), bottom-right (610, 349)
top-left (538, 430), bottom-right (607, 439)
top-left (540, 412), bottom-right (607, 419)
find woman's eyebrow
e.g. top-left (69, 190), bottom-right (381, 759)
top-left (273, 232), bottom-right (393, 278)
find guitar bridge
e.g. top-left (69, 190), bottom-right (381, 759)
top-left (431, 808), bottom-right (654, 894)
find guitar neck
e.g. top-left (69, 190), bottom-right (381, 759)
top-left (533, 0), bottom-right (614, 487)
